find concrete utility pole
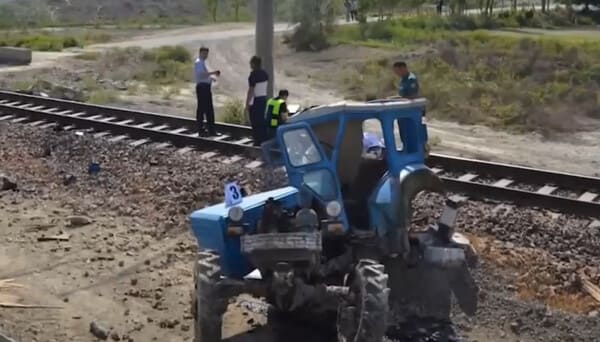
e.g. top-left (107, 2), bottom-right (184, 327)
top-left (255, 0), bottom-right (275, 98)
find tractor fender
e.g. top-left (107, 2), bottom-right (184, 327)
top-left (396, 166), bottom-right (446, 229)
top-left (372, 165), bottom-right (445, 256)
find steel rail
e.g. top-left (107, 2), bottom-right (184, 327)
top-left (1, 90), bottom-right (599, 218)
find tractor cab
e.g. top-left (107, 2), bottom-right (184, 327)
top-left (262, 99), bottom-right (437, 242)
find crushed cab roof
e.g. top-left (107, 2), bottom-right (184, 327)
top-left (288, 98), bottom-right (427, 123)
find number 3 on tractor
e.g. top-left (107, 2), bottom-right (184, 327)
top-left (224, 181), bottom-right (243, 207)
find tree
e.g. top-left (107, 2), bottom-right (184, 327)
top-left (230, 0), bottom-right (245, 21)
top-left (204, 0), bottom-right (218, 22)
top-left (286, 0), bottom-right (342, 51)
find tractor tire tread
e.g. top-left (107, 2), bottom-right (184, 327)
top-left (338, 259), bottom-right (389, 342)
top-left (193, 249), bottom-right (225, 342)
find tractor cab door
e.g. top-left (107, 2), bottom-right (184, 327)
top-left (276, 122), bottom-right (349, 232)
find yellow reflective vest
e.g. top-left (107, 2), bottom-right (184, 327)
top-left (266, 97), bottom-right (286, 128)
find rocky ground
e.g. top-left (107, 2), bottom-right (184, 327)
top-left (1, 119), bottom-right (599, 342)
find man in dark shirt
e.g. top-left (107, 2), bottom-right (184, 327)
top-left (393, 61), bottom-right (419, 99)
top-left (245, 56), bottom-right (269, 146)
top-left (392, 61), bottom-right (429, 155)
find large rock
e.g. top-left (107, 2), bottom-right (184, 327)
top-left (89, 321), bottom-right (110, 340)
top-left (0, 174), bottom-right (17, 191)
top-left (0, 47), bottom-right (32, 65)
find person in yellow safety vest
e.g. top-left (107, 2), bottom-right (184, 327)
top-left (265, 89), bottom-right (289, 139)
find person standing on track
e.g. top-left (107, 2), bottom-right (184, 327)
top-left (245, 55), bottom-right (270, 146)
top-left (194, 46), bottom-right (220, 137)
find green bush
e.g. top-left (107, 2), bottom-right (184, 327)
top-left (364, 21), bottom-right (394, 41)
top-left (0, 31), bottom-right (111, 51)
top-left (339, 8), bottom-right (597, 44)
top-left (88, 89), bottom-right (119, 104)
top-left (145, 45), bottom-right (191, 64)
top-left (220, 98), bottom-right (247, 125)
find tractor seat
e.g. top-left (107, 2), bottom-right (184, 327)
top-left (344, 157), bottom-right (388, 229)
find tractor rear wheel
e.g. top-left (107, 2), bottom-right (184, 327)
top-left (337, 259), bottom-right (390, 342)
top-left (192, 249), bottom-right (227, 342)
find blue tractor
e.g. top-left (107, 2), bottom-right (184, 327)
top-left (189, 99), bottom-right (478, 341)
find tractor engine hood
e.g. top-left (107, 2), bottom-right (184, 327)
top-left (369, 165), bottom-right (445, 257)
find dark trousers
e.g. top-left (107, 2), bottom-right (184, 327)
top-left (195, 83), bottom-right (215, 134)
top-left (249, 97), bottom-right (267, 146)
top-left (266, 126), bottom-right (277, 140)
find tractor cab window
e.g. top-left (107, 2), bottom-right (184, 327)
top-left (303, 169), bottom-right (337, 201)
top-left (362, 119), bottom-right (385, 160)
top-left (393, 120), bottom-right (405, 152)
top-left (282, 128), bottom-right (322, 167)
top-left (336, 118), bottom-right (389, 230)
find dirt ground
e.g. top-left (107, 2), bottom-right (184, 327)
top-left (1, 120), bottom-right (600, 342)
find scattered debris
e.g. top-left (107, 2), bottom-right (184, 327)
top-left (25, 223), bottom-right (57, 232)
top-left (580, 274), bottom-right (600, 303)
top-left (89, 321), bottom-right (110, 340)
top-left (0, 302), bottom-right (62, 309)
top-left (0, 174), bottom-right (17, 191)
top-left (37, 233), bottom-right (70, 242)
top-left (110, 331), bottom-right (121, 341)
top-left (67, 215), bottom-right (93, 227)
top-left (63, 174), bottom-right (77, 185)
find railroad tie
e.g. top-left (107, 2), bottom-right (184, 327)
top-left (94, 132), bottom-right (112, 138)
top-left (129, 139), bottom-right (151, 147)
top-left (578, 192), bottom-right (598, 202)
top-left (537, 185), bottom-right (557, 195)
top-left (457, 173), bottom-right (479, 182)
top-left (109, 135), bottom-right (129, 142)
top-left (200, 152), bottom-right (218, 160)
top-left (245, 161), bottom-right (264, 169)
top-left (493, 178), bottom-right (513, 188)
top-left (223, 155), bottom-right (243, 165)
top-left (177, 147), bottom-right (195, 155)
top-left (28, 120), bottom-right (47, 127)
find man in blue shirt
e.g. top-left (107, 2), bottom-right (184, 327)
top-left (393, 61), bottom-right (419, 99)
top-left (392, 61), bottom-right (429, 155)
top-left (194, 46), bottom-right (220, 136)
top-left (245, 56), bottom-right (269, 146)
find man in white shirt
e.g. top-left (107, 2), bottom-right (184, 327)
top-left (194, 46), bottom-right (220, 136)
top-left (245, 56), bottom-right (270, 146)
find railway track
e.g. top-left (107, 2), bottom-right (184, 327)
top-left (1, 90), bottom-right (599, 219)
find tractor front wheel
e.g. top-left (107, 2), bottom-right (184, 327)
top-left (337, 259), bottom-right (390, 342)
top-left (192, 249), bottom-right (227, 342)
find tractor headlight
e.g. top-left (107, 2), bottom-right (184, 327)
top-left (325, 201), bottom-right (342, 218)
top-left (295, 208), bottom-right (319, 230)
top-left (228, 206), bottom-right (244, 222)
